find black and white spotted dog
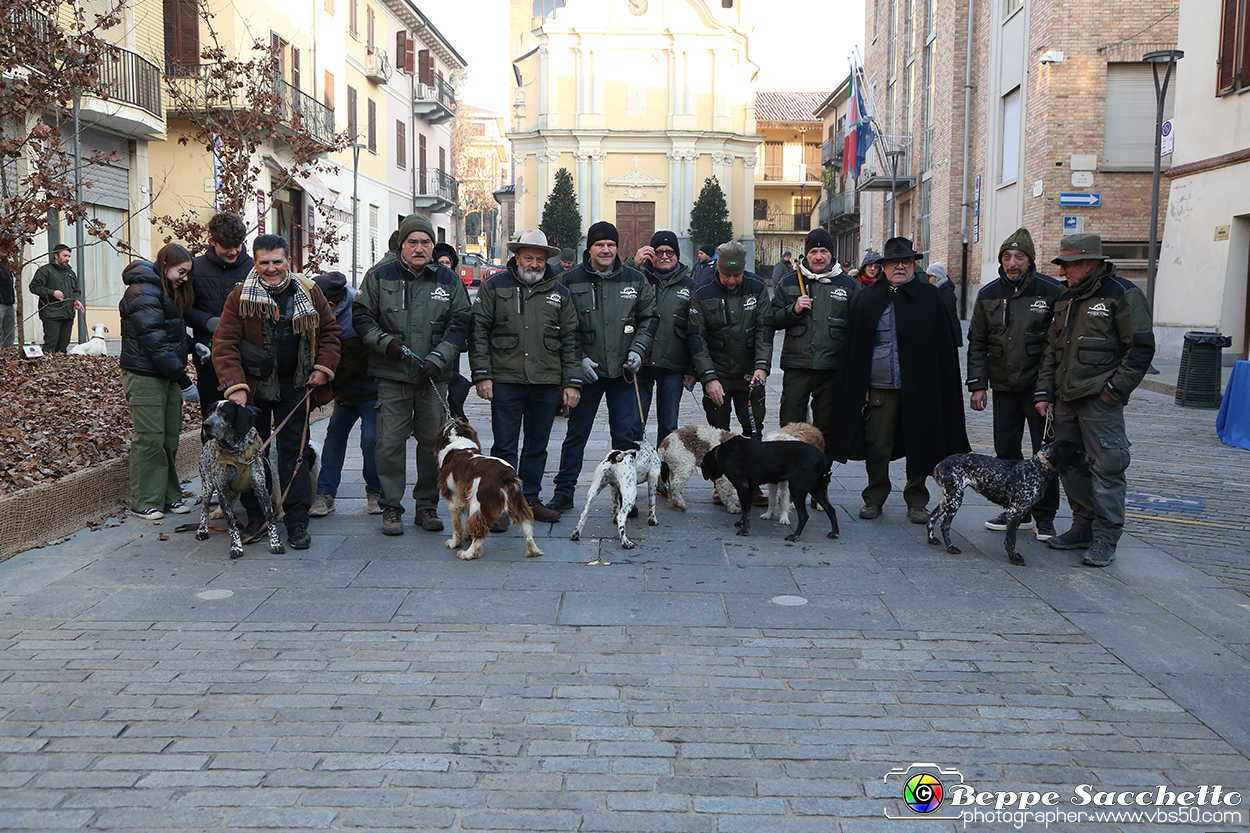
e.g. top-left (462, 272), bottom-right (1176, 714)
top-left (196, 401), bottom-right (285, 559)
top-left (927, 438), bottom-right (1092, 566)
top-left (570, 442), bottom-right (662, 549)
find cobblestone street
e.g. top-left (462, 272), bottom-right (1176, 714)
top-left (1, 365), bottom-right (1248, 832)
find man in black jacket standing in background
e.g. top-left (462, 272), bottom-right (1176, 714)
top-left (186, 212), bottom-right (253, 416)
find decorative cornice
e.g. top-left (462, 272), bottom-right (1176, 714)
top-left (607, 156), bottom-right (667, 200)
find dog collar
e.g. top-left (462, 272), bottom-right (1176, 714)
top-left (1035, 451), bottom-right (1057, 472)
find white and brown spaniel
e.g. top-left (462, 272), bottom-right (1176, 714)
top-left (434, 418), bottom-right (543, 561)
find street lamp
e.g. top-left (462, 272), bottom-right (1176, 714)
top-left (1143, 49), bottom-right (1183, 314)
top-left (885, 148), bottom-right (905, 239)
top-left (350, 141), bottom-right (367, 288)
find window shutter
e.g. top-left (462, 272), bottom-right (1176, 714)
top-left (1241, 0), bottom-right (1250, 91)
top-left (366, 6), bottom-right (374, 51)
top-left (164, 0), bottom-right (200, 67)
top-left (324, 70), bottom-right (334, 109)
top-left (1104, 63), bottom-right (1175, 166)
top-left (439, 146), bottom-right (446, 174)
top-left (1000, 87), bottom-right (1020, 183)
top-left (1218, 0), bottom-right (1240, 94)
top-left (397, 121), bottom-right (406, 168)
top-left (349, 0), bottom-right (357, 36)
top-left (419, 49), bottom-right (433, 85)
top-left (407, 40), bottom-right (417, 74)
top-left (347, 85), bottom-right (357, 138)
top-left (291, 45), bottom-right (300, 90)
top-left (367, 98), bottom-right (377, 152)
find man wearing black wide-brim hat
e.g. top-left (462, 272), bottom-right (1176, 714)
top-left (826, 236), bottom-right (970, 523)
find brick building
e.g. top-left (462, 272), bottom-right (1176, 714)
top-left (858, 0), bottom-right (1177, 311)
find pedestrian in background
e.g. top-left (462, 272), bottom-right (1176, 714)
top-left (186, 212), bottom-right (254, 419)
top-left (771, 250), bottom-right (793, 281)
top-left (827, 236), bottom-right (970, 523)
top-left (1035, 234), bottom-right (1155, 567)
top-left (966, 227), bottom-right (1065, 540)
top-left (691, 243), bottom-right (718, 284)
top-left (556, 248), bottom-right (576, 276)
top-left (927, 261), bottom-right (964, 348)
top-left (433, 243), bottom-right (459, 273)
top-left (118, 243), bottom-right (198, 521)
top-left (29, 244), bottom-right (83, 353)
top-left (0, 256), bottom-right (15, 348)
top-left (309, 271), bottom-right (381, 519)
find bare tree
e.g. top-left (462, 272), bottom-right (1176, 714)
top-left (155, 7), bottom-right (351, 269)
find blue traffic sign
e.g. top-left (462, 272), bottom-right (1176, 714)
top-left (1059, 192), bottom-right (1101, 207)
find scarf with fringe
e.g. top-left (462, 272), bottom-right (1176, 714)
top-left (239, 269), bottom-right (319, 338)
top-left (798, 259), bottom-right (845, 285)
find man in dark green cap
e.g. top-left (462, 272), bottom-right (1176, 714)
top-left (688, 240), bottom-right (774, 447)
top-left (1034, 234), bottom-right (1155, 568)
top-left (966, 227), bottom-right (1066, 540)
top-left (354, 213), bottom-right (472, 535)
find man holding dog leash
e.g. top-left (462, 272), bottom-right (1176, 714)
top-left (354, 213), bottom-right (472, 536)
top-left (1034, 234), bottom-right (1155, 568)
top-left (212, 234), bottom-right (341, 551)
top-left (547, 221), bottom-right (657, 515)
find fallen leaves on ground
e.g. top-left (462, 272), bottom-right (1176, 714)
top-left (0, 352), bottom-right (200, 496)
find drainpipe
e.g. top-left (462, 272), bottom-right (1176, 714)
top-left (958, 0), bottom-right (976, 319)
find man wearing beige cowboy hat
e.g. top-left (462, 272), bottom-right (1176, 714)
top-left (470, 229), bottom-right (581, 524)
top-left (1034, 233), bottom-right (1154, 568)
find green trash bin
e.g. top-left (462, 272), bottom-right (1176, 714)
top-left (1175, 331), bottom-right (1231, 409)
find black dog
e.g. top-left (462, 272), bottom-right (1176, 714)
top-left (196, 401), bottom-right (285, 559)
top-left (927, 438), bottom-right (1092, 566)
top-left (700, 436), bottom-right (839, 541)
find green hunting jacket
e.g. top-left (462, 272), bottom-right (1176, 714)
top-left (966, 266), bottom-right (1066, 393)
top-left (30, 261), bottom-right (81, 320)
top-left (687, 272), bottom-right (774, 382)
top-left (471, 262), bottom-right (581, 388)
top-left (559, 257), bottom-right (657, 379)
top-left (771, 264), bottom-right (859, 371)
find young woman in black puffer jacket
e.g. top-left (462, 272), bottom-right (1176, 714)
top-left (118, 243), bottom-right (198, 520)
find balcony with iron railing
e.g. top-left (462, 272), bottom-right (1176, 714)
top-left (413, 73), bottom-right (456, 125)
top-left (166, 64), bottom-right (336, 148)
top-left (818, 188), bottom-right (859, 229)
top-left (413, 168), bottom-right (458, 214)
top-left (753, 212), bottom-right (812, 233)
top-left (821, 128), bottom-right (848, 166)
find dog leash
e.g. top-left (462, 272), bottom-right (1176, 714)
top-left (400, 345), bottom-right (453, 421)
top-left (240, 390), bottom-right (314, 545)
top-left (622, 367), bottom-right (648, 429)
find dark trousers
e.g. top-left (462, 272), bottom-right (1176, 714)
top-left (316, 400), bottom-right (380, 497)
top-left (863, 388), bottom-right (929, 508)
top-left (554, 375), bottom-right (644, 499)
top-left (779, 368), bottom-right (835, 433)
top-left (992, 388), bottom-right (1060, 522)
top-left (40, 317), bottom-right (74, 353)
top-left (242, 378), bottom-right (312, 529)
top-left (636, 367), bottom-right (684, 446)
top-left (490, 383), bottom-right (560, 503)
top-left (702, 375), bottom-right (766, 437)
top-left (1054, 394), bottom-right (1131, 545)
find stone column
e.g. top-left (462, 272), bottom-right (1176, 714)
top-left (589, 149), bottom-right (606, 222)
top-left (667, 150), bottom-right (684, 234)
top-left (681, 151), bottom-right (698, 234)
top-left (574, 150), bottom-right (590, 221)
top-left (741, 154), bottom-right (758, 244)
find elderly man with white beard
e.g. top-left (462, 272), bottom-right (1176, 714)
top-left (470, 230), bottom-right (582, 524)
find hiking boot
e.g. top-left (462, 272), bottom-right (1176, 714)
top-left (547, 493), bottom-right (575, 513)
top-left (529, 500), bottom-right (562, 523)
top-left (986, 511), bottom-right (1034, 531)
top-left (417, 508), bottom-right (444, 532)
top-left (1082, 541), bottom-right (1117, 567)
top-left (907, 506), bottom-right (930, 524)
top-left (132, 507), bottom-right (164, 521)
top-left (381, 507), bottom-right (404, 536)
top-left (1047, 528), bottom-right (1093, 550)
top-left (489, 516), bottom-right (510, 534)
top-left (287, 523), bottom-right (311, 550)
top-left (859, 503), bottom-right (883, 520)
top-left (240, 518), bottom-right (266, 544)
top-left (1034, 518), bottom-right (1057, 541)
top-left (164, 502), bottom-right (191, 515)
top-left (366, 493), bottom-right (382, 515)
top-left (309, 494), bottom-right (335, 517)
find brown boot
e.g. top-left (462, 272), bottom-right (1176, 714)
top-left (529, 499), bottom-right (562, 523)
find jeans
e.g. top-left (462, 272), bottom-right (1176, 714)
top-left (490, 382), bottom-right (560, 502)
top-left (992, 387), bottom-right (1060, 522)
top-left (316, 400), bottom-right (380, 497)
top-left (636, 367), bottom-right (684, 445)
top-left (554, 374), bottom-right (644, 499)
top-left (122, 371), bottom-right (184, 511)
top-left (0, 304), bottom-right (15, 347)
top-left (241, 378), bottom-right (313, 529)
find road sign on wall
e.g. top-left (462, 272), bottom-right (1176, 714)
top-left (1059, 193), bottom-right (1101, 207)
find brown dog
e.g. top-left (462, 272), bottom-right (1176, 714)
top-left (434, 418), bottom-right (543, 561)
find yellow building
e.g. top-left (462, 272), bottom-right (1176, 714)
top-left (454, 104), bottom-right (512, 260)
top-left (751, 91), bottom-right (827, 274)
top-left (508, 0), bottom-right (762, 262)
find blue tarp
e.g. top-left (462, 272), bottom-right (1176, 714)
top-left (1216, 360), bottom-right (1250, 451)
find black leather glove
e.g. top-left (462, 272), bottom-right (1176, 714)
top-left (385, 339), bottom-right (408, 360)
top-left (419, 358), bottom-right (440, 381)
